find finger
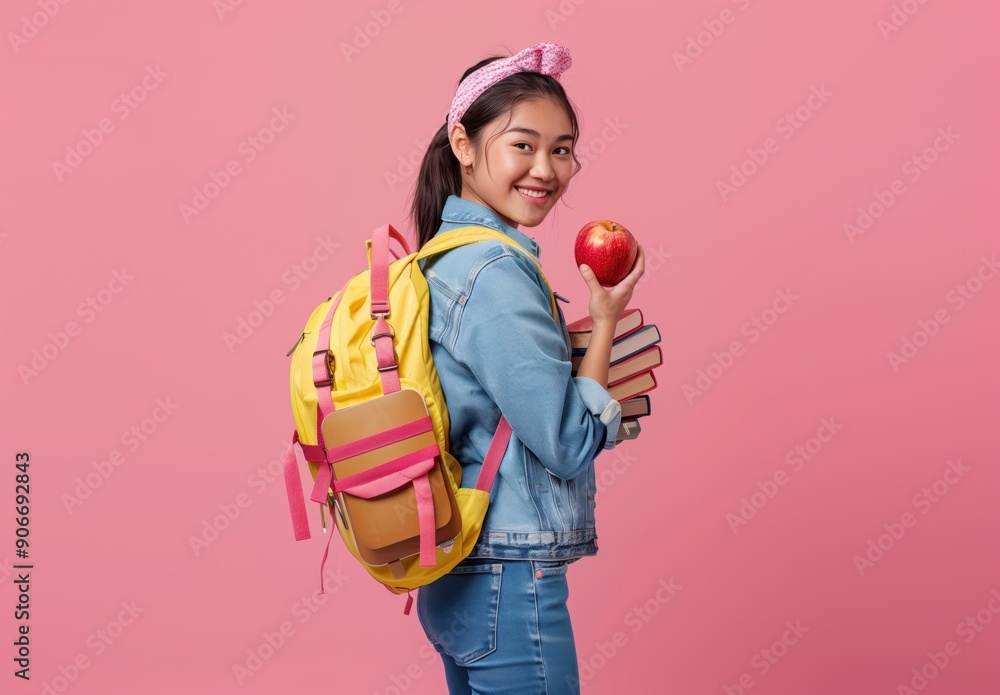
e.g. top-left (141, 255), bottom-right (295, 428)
top-left (579, 264), bottom-right (602, 291)
top-left (618, 245), bottom-right (645, 289)
top-left (632, 244), bottom-right (646, 277)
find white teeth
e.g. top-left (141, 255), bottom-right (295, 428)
top-left (516, 187), bottom-right (549, 198)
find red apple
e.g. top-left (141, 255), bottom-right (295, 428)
top-left (574, 220), bottom-right (638, 286)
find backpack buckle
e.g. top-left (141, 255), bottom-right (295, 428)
top-left (313, 349), bottom-right (334, 388)
top-left (370, 324), bottom-right (398, 371)
top-left (370, 324), bottom-right (395, 344)
top-left (371, 309), bottom-right (391, 320)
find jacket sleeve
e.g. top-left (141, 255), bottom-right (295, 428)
top-left (449, 249), bottom-right (622, 480)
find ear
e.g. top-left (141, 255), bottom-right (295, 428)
top-left (448, 124), bottom-right (474, 168)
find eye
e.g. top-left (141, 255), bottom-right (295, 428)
top-left (514, 142), bottom-right (572, 155)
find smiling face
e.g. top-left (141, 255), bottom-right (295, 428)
top-left (449, 97), bottom-right (576, 229)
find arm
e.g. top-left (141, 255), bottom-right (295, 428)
top-left (574, 320), bottom-right (616, 389)
top-left (451, 251), bottom-right (621, 480)
top-left (575, 245), bottom-right (648, 445)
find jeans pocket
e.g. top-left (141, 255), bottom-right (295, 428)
top-left (417, 562), bottom-right (503, 666)
top-left (531, 559), bottom-right (571, 578)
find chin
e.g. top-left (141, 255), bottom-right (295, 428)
top-left (516, 219), bottom-right (544, 229)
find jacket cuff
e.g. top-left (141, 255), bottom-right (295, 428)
top-left (573, 376), bottom-right (622, 450)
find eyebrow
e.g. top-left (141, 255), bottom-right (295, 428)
top-left (507, 127), bottom-right (574, 143)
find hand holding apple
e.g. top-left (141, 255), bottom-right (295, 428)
top-left (577, 227), bottom-right (645, 331)
top-left (574, 220), bottom-right (638, 286)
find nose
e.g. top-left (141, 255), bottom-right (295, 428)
top-left (529, 154), bottom-right (555, 182)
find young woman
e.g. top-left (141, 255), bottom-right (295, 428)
top-left (407, 42), bottom-right (645, 694)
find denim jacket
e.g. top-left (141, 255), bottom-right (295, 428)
top-left (416, 195), bottom-right (622, 562)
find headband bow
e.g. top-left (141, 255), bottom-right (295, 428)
top-left (447, 42), bottom-right (573, 132)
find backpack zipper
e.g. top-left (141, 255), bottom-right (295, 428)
top-left (286, 332), bottom-right (305, 356)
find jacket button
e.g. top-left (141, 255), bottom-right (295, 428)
top-left (535, 570), bottom-right (544, 578)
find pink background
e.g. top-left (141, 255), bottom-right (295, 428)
top-left (2, 1), bottom-right (999, 693)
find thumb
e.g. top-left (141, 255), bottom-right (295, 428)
top-left (579, 264), bottom-right (602, 290)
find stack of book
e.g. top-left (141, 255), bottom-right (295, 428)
top-left (567, 308), bottom-right (660, 445)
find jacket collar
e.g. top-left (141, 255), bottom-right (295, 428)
top-left (437, 195), bottom-right (542, 260)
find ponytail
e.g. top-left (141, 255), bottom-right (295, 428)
top-left (409, 121), bottom-right (463, 251)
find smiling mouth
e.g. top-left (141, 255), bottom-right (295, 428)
top-left (515, 186), bottom-right (552, 199)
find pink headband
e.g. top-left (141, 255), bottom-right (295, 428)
top-left (447, 42), bottom-right (573, 132)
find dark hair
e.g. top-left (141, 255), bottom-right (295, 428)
top-left (406, 53), bottom-right (582, 250)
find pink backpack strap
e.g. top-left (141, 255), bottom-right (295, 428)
top-left (283, 431), bottom-right (311, 541)
top-left (475, 415), bottom-right (513, 493)
top-left (369, 224), bottom-right (411, 316)
top-left (305, 289), bottom-right (345, 506)
top-left (370, 224), bottom-right (407, 394)
top-left (284, 291), bottom-right (342, 541)
top-left (372, 314), bottom-right (401, 394)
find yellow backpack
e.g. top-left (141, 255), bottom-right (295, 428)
top-left (281, 223), bottom-right (559, 614)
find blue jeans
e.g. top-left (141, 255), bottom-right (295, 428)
top-left (416, 558), bottom-right (581, 694)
